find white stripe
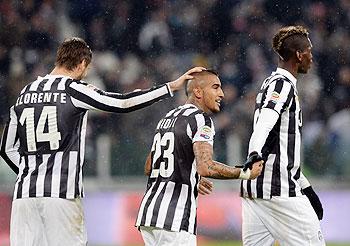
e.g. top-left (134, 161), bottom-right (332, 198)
top-left (70, 82), bottom-right (169, 111)
top-left (43, 77), bottom-right (56, 91)
top-left (194, 114), bottom-right (205, 129)
top-left (79, 113), bottom-right (88, 197)
top-left (165, 108), bottom-right (177, 117)
top-left (4, 107), bottom-right (20, 166)
top-left (20, 85), bottom-right (29, 94)
top-left (51, 152), bottom-right (63, 197)
top-left (35, 154), bottom-right (49, 196)
top-left (186, 123), bottom-right (192, 140)
top-left (292, 103), bottom-right (302, 195)
top-left (171, 184), bottom-right (189, 231)
top-left (21, 155), bottom-right (36, 198)
top-left (145, 182), bottom-right (166, 225)
top-left (187, 161), bottom-right (198, 234)
top-left (66, 151), bottom-right (78, 198)
top-left (71, 97), bottom-right (98, 110)
top-left (28, 76), bottom-right (44, 91)
top-left (156, 181), bottom-right (175, 228)
top-left (274, 82), bottom-right (292, 113)
top-left (182, 108), bottom-right (198, 116)
top-left (13, 156), bottom-right (25, 199)
top-left (136, 182), bottom-right (157, 226)
top-left (280, 109), bottom-right (290, 196)
top-left (263, 154), bottom-right (276, 199)
top-left (57, 77), bottom-right (68, 90)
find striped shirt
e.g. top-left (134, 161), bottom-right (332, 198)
top-left (241, 68), bottom-right (304, 199)
top-left (135, 104), bottom-right (215, 235)
top-left (0, 74), bottom-right (172, 200)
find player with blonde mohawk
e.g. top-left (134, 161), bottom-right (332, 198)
top-left (241, 25), bottom-right (326, 245)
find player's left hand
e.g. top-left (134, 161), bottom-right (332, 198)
top-left (303, 186), bottom-right (323, 220)
top-left (198, 177), bottom-right (213, 195)
top-left (167, 67), bottom-right (207, 92)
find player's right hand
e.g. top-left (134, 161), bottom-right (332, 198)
top-left (167, 67), bottom-right (206, 92)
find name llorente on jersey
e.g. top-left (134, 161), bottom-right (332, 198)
top-left (16, 92), bottom-right (67, 106)
top-left (156, 117), bottom-right (177, 130)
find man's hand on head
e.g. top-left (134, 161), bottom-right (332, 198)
top-left (168, 67), bottom-right (206, 92)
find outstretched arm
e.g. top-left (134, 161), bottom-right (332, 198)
top-left (67, 67), bottom-right (206, 113)
top-left (194, 141), bottom-right (263, 180)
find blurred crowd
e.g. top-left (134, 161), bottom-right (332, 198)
top-left (0, 0), bottom-right (350, 178)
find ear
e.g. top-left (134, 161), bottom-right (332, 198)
top-left (296, 50), bottom-right (303, 63)
top-left (193, 87), bottom-right (202, 99)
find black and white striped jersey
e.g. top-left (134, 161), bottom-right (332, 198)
top-left (0, 74), bottom-right (172, 200)
top-left (241, 68), bottom-right (304, 199)
top-left (135, 104), bottom-right (215, 235)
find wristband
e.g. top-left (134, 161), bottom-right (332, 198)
top-left (239, 168), bottom-right (251, 180)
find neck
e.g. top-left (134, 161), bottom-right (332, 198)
top-left (278, 60), bottom-right (298, 77)
top-left (50, 66), bottom-right (79, 79)
top-left (186, 97), bottom-right (207, 113)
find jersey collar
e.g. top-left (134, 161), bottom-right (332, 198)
top-left (274, 67), bottom-right (297, 88)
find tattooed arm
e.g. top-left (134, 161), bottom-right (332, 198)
top-left (193, 141), bottom-right (263, 180)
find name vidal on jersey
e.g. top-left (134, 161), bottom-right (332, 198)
top-left (16, 92), bottom-right (67, 106)
top-left (156, 117), bottom-right (177, 130)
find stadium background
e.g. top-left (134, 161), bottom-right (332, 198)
top-left (0, 0), bottom-right (349, 245)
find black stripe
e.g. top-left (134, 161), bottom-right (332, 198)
top-left (203, 114), bottom-right (212, 128)
top-left (36, 79), bottom-right (49, 91)
top-left (140, 181), bottom-right (161, 225)
top-left (282, 86), bottom-right (294, 112)
top-left (47, 78), bottom-right (63, 91)
top-left (256, 163), bottom-right (266, 198)
top-left (29, 155), bottom-right (42, 197)
top-left (246, 180), bottom-right (252, 198)
top-left (240, 180), bottom-right (244, 197)
top-left (180, 184), bottom-right (193, 232)
top-left (0, 123), bottom-right (19, 174)
top-left (187, 116), bottom-right (198, 139)
top-left (16, 155), bottom-right (29, 199)
top-left (67, 82), bottom-right (170, 113)
top-left (43, 154), bottom-right (55, 197)
top-left (74, 115), bottom-right (85, 197)
top-left (59, 151), bottom-right (70, 198)
top-left (287, 98), bottom-right (297, 197)
top-left (270, 152), bottom-right (281, 197)
top-left (293, 167), bottom-right (301, 180)
top-left (150, 184), bottom-right (167, 226)
top-left (163, 183), bottom-right (183, 230)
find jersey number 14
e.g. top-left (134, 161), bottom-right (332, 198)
top-left (19, 106), bottom-right (62, 152)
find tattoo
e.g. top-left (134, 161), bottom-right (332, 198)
top-left (193, 142), bottom-right (240, 179)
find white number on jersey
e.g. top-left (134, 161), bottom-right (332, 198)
top-left (150, 132), bottom-right (175, 178)
top-left (19, 106), bottom-right (62, 152)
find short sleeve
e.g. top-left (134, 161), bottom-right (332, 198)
top-left (262, 79), bottom-right (294, 115)
top-left (191, 114), bottom-right (215, 145)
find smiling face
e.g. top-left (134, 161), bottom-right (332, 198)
top-left (187, 72), bottom-right (224, 114)
top-left (201, 75), bottom-right (224, 113)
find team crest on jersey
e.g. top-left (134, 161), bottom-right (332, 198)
top-left (270, 91), bottom-right (280, 103)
